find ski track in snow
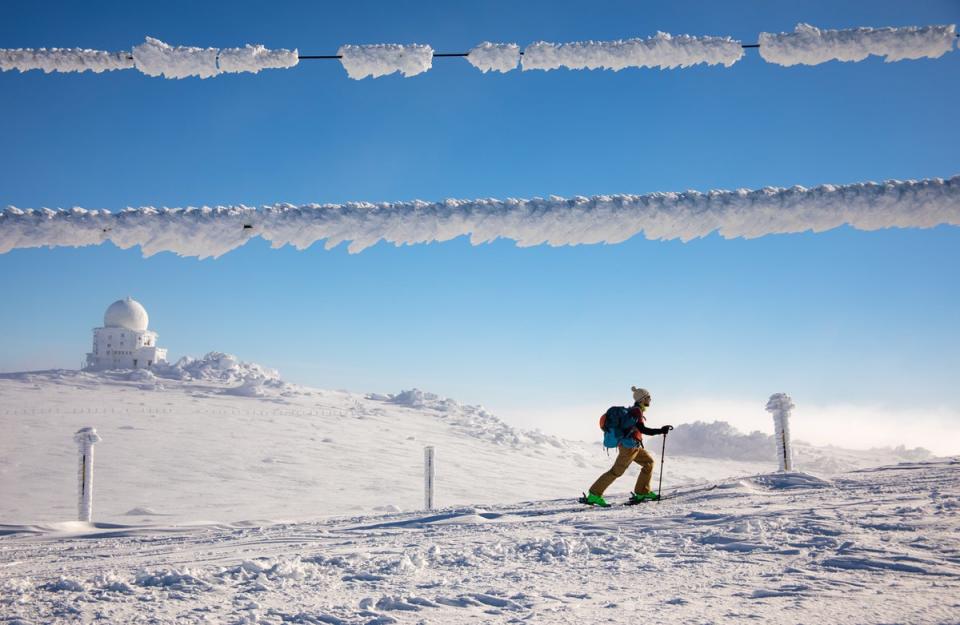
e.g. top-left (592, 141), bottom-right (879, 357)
top-left (1, 460), bottom-right (958, 624)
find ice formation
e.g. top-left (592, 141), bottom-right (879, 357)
top-left (217, 44), bottom-right (299, 74)
top-left (521, 32), bottom-right (744, 71)
top-left (466, 42), bottom-right (521, 73)
top-left (766, 393), bottom-right (795, 471)
top-left (2, 175), bottom-right (958, 259)
top-left (133, 37), bottom-right (220, 79)
top-left (0, 47), bottom-right (133, 73)
top-left (131, 37), bottom-right (298, 79)
top-left (337, 44), bottom-right (434, 79)
top-left (759, 23), bottom-right (957, 66)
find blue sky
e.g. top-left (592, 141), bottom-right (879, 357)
top-left (1, 1), bottom-right (958, 454)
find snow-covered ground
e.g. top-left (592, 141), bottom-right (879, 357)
top-left (2, 460), bottom-right (957, 624)
top-left (2, 360), bottom-right (957, 624)
top-left (0, 359), bottom-right (931, 526)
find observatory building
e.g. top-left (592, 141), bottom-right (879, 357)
top-left (84, 297), bottom-right (168, 371)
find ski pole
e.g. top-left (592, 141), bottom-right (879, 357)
top-left (657, 427), bottom-right (671, 503)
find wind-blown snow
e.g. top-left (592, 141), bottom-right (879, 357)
top-left (522, 32), bottom-right (744, 71)
top-left (2, 175), bottom-right (958, 258)
top-left (132, 37), bottom-right (219, 79)
top-left (338, 43), bottom-right (434, 79)
top-left (217, 44), bottom-right (299, 74)
top-left (759, 23), bottom-right (957, 66)
top-left (0, 47), bottom-right (133, 73)
top-left (466, 42), bottom-right (520, 73)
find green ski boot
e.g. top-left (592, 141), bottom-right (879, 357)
top-left (626, 491), bottom-right (660, 505)
top-left (579, 492), bottom-right (611, 508)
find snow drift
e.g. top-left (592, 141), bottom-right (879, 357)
top-left (2, 175), bottom-right (958, 259)
top-left (466, 42), bottom-right (521, 73)
top-left (337, 44), bottom-right (433, 79)
top-left (522, 32), bottom-right (744, 71)
top-left (759, 23), bottom-right (957, 66)
top-left (0, 47), bottom-right (133, 73)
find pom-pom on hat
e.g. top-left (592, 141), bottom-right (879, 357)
top-left (632, 386), bottom-right (651, 405)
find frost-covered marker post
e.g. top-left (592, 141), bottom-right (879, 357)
top-left (74, 426), bottom-right (102, 522)
top-left (424, 446), bottom-right (435, 511)
top-left (765, 394), bottom-right (795, 472)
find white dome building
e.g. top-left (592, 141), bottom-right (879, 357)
top-left (84, 297), bottom-right (168, 371)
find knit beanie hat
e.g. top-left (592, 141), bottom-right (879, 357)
top-left (631, 386), bottom-right (651, 405)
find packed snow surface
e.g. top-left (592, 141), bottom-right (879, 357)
top-left (2, 174), bottom-right (958, 258)
top-left (1, 459), bottom-right (957, 624)
top-left (0, 47), bottom-right (133, 73)
top-left (466, 42), bottom-right (520, 73)
top-left (522, 32), bottom-right (744, 71)
top-left (759, 23), bottom-right (957, 66)
top-left (338, 44), bottom-right (434, 79)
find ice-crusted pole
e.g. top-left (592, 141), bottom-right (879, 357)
top-left (424, 446), bottom-right (435, 511)
top-left (765, 394), bottom-right (795, 472)
top-left (74, 426), bottom-right (102, 522)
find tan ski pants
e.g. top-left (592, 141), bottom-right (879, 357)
top-left (589, 445), bottom-right (655, 496)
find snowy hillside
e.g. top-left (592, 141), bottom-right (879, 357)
top-left (2, 460), bottom-right (957, 624)
top-left (0, 358), bottom-right (936, 526)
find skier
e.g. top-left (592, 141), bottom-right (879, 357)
top-left (583, 386), bottom-right (672, 506)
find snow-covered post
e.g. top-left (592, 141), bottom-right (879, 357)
top-left (765, 394), bottom-right (795, 472)
top-left (74, 426), bottom-right (102, 522)
top-left (424, 446), bottom-right (435, 511)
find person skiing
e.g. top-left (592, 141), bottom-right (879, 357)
top-left (583, 386), bottom-right (673, 506)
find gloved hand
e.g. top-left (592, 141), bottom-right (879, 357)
top-left (660, 425), bottom-right (674, 434)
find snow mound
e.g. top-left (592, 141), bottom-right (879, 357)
top-left (522, 32), bottom-right (744, 72)
top-left (154, 352), bottom-right (279, 384)
top-left (759, 23), bottom-right (956, 66)
top-left (4, 174), bottom-right (957, 258)
top-left (337, 44), bottom-right (434, 79)
top-left (467, 42), bottom-right (520, 73)
top-left (152, 352), bottom-right (297, 397)
top-left (376, 389), bottom-right (568, 450)
top-left (0, 47), bottom-right (133, 73)
top-left (745, 471), bottom-right (832, 490)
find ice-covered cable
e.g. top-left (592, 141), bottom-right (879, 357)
top-left (467, 42), bottom-right (521, 73)
top-left (0, 47), bottom-right (134, 73)
top-left (132, 37), bottom-right (299, 79)
top-left (2, 175), bottom-right (957, 259)
top-left (337, 43), bottom-right (434, 79)
top-left (522, 32), bottom-right (745, 71)
top-left (133, 37), bottom-right (219, 79)
top-left (217, 44), bottom-right (300, 74)
top-left (759, 23), bottom-right (957, 66)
